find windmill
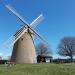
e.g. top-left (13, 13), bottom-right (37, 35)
top-left (5, 4), bottom-right (49, 63)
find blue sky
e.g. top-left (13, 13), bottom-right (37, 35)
top-left (0, 0), bottom-right (75, 59)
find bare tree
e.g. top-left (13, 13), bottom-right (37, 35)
top-left (58, 37), bottom-right (75, 62)
top-left (36, 43), bottom-right (51, 56)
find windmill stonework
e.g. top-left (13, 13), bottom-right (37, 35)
top-left (11, 32), bottom-right (37, 63)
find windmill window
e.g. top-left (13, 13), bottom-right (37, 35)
top-left (21, 38), bottom-right (23, 41)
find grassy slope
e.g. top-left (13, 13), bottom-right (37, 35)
top-left (0, 63), bottom-right (75, 75)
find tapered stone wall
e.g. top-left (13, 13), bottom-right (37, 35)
top-left (11, 32), bottom-right (37, 63)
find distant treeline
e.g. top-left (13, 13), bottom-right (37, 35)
top-left (53, 59), bottom-right (75, 63)
top-left (0, 60), bottom-right (8, 64)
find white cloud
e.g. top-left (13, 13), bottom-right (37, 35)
top-left (0, 53), bottom-right (3, 56)
top-left (0, 52), bottom-right (11, 60)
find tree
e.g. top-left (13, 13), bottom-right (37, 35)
top-left (36, 43), bottom-right (51, 56)
top-left (58, 37), bottom-right (75, 62)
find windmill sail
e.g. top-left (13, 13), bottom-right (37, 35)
top-left (3, 35), bottom-right (15, 48)
top-left (4, 28), bottom-right (27, 48)
top-left (13, 28), bottom-right (28, 45)
top-left (30, 14), bottom-right (44, 28)
top-left (5, 4), bottom-right (29, 25)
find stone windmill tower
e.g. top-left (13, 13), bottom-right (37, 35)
top-left (5, 4), bottom-right (49, 63)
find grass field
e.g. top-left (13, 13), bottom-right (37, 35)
top-left (0, 63), bottom-right (75, 75)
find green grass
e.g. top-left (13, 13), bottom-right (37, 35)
top-left (0, 63), bottom-right (75, 75)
